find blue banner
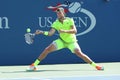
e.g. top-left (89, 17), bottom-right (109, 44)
top-left (0, 0), bottom-right (120, 65)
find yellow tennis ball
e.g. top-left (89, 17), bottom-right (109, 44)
top-left (26, 28), bottom-right (31, 33)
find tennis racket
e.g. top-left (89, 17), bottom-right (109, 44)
top-left (24, 33), bottom-right (35, 45)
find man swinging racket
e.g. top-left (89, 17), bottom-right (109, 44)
top-left (27, 7), bottom-right (104, 71)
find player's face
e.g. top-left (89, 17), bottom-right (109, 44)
top-left (56, 10), bottom-right (65, 19)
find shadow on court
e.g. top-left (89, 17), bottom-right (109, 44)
top-left (1, 69), bottom-right (96, 73)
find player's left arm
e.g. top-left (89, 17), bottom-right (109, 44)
top-left (59, 25), bottom-right (77, 34)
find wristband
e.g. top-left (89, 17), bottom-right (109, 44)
top-left (43, 31), bottom-right (49, 36)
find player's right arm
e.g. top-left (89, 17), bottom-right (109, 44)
top-left (35, 28), bottom-right (56, 36)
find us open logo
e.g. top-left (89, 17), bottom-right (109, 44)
top-left (38, 1), bottom-right (96, 36)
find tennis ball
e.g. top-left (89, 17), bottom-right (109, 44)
top-left (26, 28), bottom-right (31, 33)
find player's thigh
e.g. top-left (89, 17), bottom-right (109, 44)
top-left (52, 39), bottom-right (65, 50)
top-left (67, 42), bottom-right (81, 53)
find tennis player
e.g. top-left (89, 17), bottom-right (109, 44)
top-left (27, 7), bottom-right (104, 71)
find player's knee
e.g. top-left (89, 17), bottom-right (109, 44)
top-left (74, 48), bottom-right (83, 56)
top-left (45, 47), bottom-right (50, 52)
top-left (45, 46), bottom-right (53, 53)
top-left (74, 48), bottom-right (80, 53)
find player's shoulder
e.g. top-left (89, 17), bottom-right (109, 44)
top-left (53, 19), bottom-right (59, 23)
top-left (66, 17), bottom-right (71, 19)
top-left (66, 17), bottom-right (74, 21)
top-left (52, 19), bottom-right (60, 26)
